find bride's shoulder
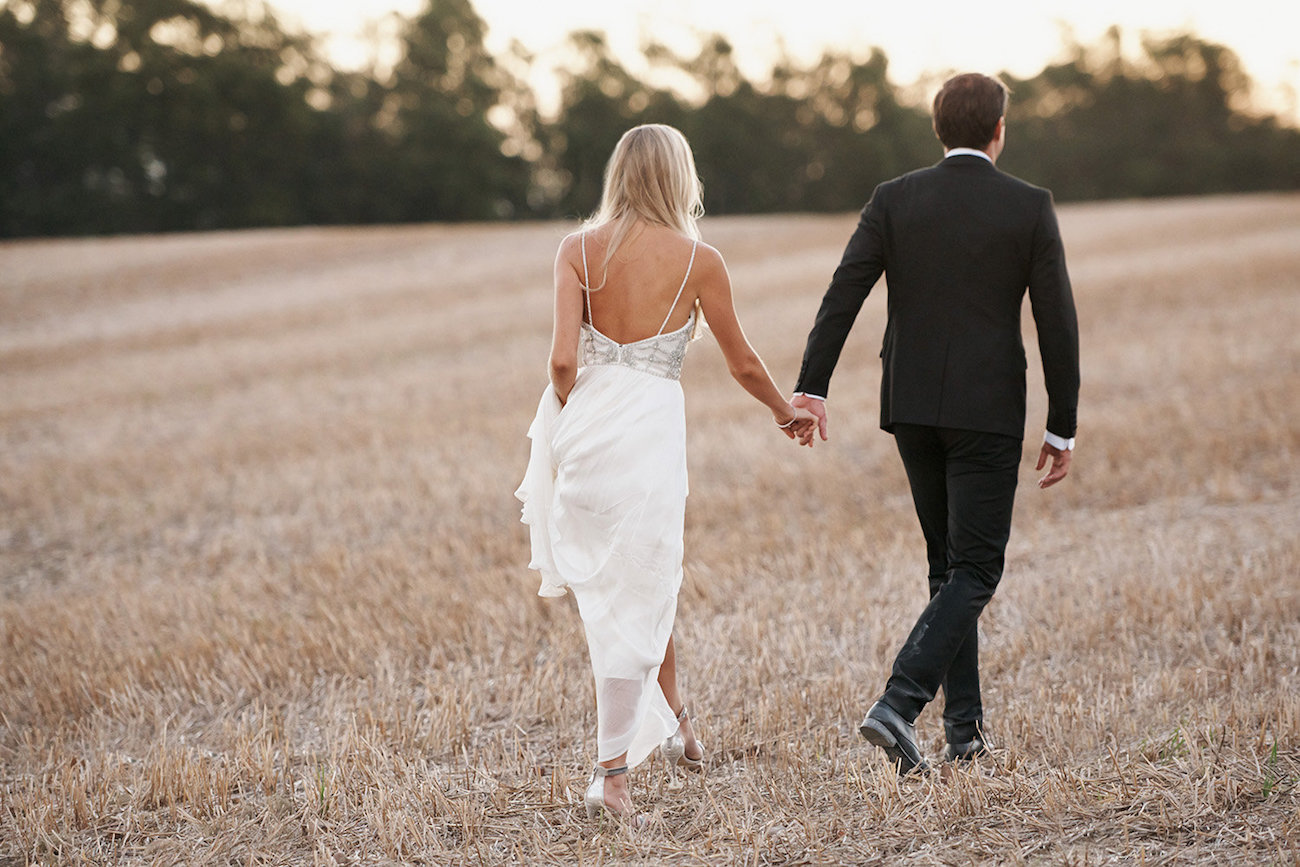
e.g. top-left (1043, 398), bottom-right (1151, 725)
top-left (689, 240), bottom-right (727, 275)
top-left (556, 227), bottom-right (600, 260)
top-left (693, 238), bottom-right (723, 259)
top-left (557, 228), bottom-right (587, 250)
top-left (554, 230), bottom-right (592, 280)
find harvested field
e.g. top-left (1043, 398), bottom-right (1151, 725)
top-left (1, 194), bottom-right (1298, 863)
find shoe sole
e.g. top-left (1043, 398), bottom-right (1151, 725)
top-left (860, 718), bottom-right (928, 775)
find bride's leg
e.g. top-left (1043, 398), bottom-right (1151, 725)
top-left (591, 677), bottom-right (640, 815)
top-left (656, 634), bottom-right (702, 761)
top-left (657, 634), bottom-right (683, 710)
top-left (598, 753), bottom-right (633, 812)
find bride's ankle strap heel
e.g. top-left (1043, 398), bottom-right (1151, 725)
top-left (585, 764), bottom-right (641, 823)
top-left (662, 706), bottom-right (705, 773)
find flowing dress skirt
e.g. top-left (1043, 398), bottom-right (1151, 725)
top-left (516, 364), bottom-right (686, 766)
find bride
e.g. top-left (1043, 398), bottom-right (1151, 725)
top-left (516, 124), bottom-right (815, 822)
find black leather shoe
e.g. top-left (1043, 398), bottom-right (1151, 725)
top-left (944, 736), bottom-right (990, 763)
top-left (860, 701), bottom-right (930, 775)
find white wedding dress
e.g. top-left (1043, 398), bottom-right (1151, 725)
top-left (516, 235), bottom-right (698, 766)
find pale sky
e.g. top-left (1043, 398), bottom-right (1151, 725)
top-left (257, 0), bottom-right (1299, 121)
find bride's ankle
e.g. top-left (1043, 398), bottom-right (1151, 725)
top-left (683, 731), bottom-right (703, 760)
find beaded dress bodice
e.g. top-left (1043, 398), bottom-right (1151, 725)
top-left (580, 313), bottom-right (694, 381)
top-left (579, 232), bottom-right (698, 382)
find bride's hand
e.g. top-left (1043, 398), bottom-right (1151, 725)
top-left (790, 407), bottom-right (818, 446)
top-left (776, 406), bottom-right (819, 447)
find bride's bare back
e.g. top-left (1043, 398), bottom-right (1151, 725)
top-left (575, 223), bottom-right (698, 344)
top-left (546, 217), bottom-right (815, 445)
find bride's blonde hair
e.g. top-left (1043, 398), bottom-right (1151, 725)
top-left (581, 124), bottom-right (704, 291)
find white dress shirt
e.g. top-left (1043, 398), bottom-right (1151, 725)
top-left (944, 147), bottom-right (993, 162)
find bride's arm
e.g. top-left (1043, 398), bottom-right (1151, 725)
top-left (694, 245), bottom-right (816, 442)
top-left (549, 234), bottom-right (585, 404)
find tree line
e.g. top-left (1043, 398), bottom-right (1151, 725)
top-left (2, 0), bottom-right (1297, 237)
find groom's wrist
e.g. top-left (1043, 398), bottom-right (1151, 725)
top-left (793, 392), bottom-right (826, 402)
top-left (1044, 430), bottom-right (1075, 450)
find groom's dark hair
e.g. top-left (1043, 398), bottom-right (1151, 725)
top-left (932, 73), bottom-right (1009, 150)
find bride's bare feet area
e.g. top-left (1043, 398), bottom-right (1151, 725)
top-left (584, 764), bottom-right (643, 824)
top-left (679, 715), bottom-right (704, 763)
top-left (601, 773), bottom-right (635, 815)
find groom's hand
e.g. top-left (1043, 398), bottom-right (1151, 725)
top-left (1036, 443), bottom-right (1071, 488)
top-left (785, 408), bottom-right (818, 446)
top-left (792, 394), bottom-right (828, 444)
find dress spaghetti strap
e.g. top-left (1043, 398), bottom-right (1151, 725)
top-left (656, 240), bottom-right (699, 335)
top-left (580, 232), bottom-right (594, 328)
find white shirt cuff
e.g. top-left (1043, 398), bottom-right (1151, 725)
top-left (793, 392), bottom-right (826, 401)
top-left (1044, 431), bottom-right (1075, 450)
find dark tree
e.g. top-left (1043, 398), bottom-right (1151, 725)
top-left (2, 0), bottom-right (1297, 238)
top-left (1000, 29), bottom-right (1300, 199)
top-left (0, 0), bottom-right (325, 234)
top-left (376, 0), bottom-right (531, 220)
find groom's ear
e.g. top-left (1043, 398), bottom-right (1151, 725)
top-left (987, 117), bottom-right (1006, 158)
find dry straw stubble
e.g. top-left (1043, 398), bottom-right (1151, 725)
top-left (1, 195), bottom-right (1298, 863)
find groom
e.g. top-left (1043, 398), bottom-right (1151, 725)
top-left (792, 73), bottom-right (1079, 772)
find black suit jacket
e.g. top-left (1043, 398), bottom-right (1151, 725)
top-left (795, 154), bottom-right (1079, 440)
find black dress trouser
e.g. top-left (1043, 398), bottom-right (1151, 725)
top-left (881, 423), bottom-right (1022, 744)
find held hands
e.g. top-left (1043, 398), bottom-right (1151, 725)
top-left (775, 405), bottom-right (819, 446)
top-left (790, 394), bottom-right (829, 445)
top-left (1036, 443), bottom-right (1072, 488)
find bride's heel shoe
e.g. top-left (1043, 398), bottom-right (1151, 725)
top-left (661, 706), bottom-right (705, 773)
top-left (584, 765), bottom-right (641, 824)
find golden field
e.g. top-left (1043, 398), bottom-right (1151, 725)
top-left (1, 194), bottom-right (1298, 864)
